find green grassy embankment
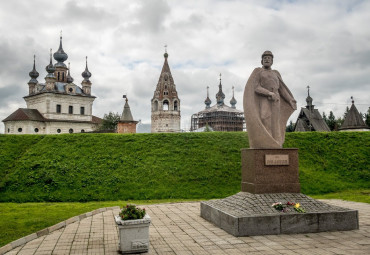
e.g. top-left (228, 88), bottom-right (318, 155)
top-left (0, 132), bottom-right (369, 202)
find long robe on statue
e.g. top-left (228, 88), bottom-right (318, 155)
top-left (243, 67), bottom-right (296, 149)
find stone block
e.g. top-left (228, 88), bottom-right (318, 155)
top-left (210, 206), bottom-right (221, 227)
top-left (0, 244), bottom-right (12, 255)
top-left (239, 215), bottom-right (280, 236)
top-left (281, 213), bottom-right (318, 234)
top-left (11, 237), bottom-right (26, 248)
top-left (200, 192), bottom-right (359, 237)
top-left (79, 214), bottom-right (87, 220)
top-left (200, 203), bottom-right (211, 222)
top-left (66, 216), bottom-right (79, 225)
top-left (220, 212), bottom-right (238, 236)
top-left (36, 228), bottom-right (49, 237)
top-left (318, 211), bottom-right (359, 232)
top-left (48, 221), bottom-right (66, 232)
top-left (24, 233), bottom-right (37, 242)
top-left (92, 209), bottom-right (100, 215)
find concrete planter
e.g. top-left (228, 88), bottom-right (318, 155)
top-left (114, 214), bottom-right (151, 254)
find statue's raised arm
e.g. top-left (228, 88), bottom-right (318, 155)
top-left (243, 51), bottom-right (297, 148)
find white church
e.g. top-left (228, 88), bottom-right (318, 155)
top-left (2, 35), bottom-right (101, 134)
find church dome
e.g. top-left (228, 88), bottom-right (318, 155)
top-left (230, 96), bottom-right (237, 105)
top-left (66, 63), bottom-right (74, 83)
top-left (28, 55), bottom-right (39, 83)
top-left (82, 57), bottom-right (92, 80)
top-left (46, 49), bottom-right (56, 74)
top-left (53, 35), bottom-right (68, 67)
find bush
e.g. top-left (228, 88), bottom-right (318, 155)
top-left (119, 204), bottom-right (146, 220)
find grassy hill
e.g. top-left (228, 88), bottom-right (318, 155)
top-left (0, 132), bottom-right (369, 202)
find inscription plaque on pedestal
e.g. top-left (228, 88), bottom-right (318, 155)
top-left (265, 154), bottom-right (289, 166)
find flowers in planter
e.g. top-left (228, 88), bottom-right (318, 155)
top-left (119, 204), bottom-right (146, 220)
top-left (272, 201), bottom-right (306, 213)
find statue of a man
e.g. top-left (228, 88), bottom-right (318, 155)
top-left (243, 51), bottom-right (297, 148)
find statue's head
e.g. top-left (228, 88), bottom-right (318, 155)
top-left (261, 50), bottom-right (273, 68)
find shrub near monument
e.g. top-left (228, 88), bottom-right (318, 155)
top-left (0, 132), bottom-right (368, 202)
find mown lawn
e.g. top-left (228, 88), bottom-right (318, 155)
top-left (0, 199), bottom-right (202, 247)
top-left (1, 191), bottom-right (369, 247)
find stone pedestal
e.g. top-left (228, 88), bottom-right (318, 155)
top-left (200, 192), bottom-right (359, 236)
top-left (241, 148), bottom-right (300, 193)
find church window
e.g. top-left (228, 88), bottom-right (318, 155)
top-left (7, 128), bottom-right (10, 133)
top-left (18, 128), bottom-right (22, 132)
top-left (69, 106), bottom-right (73, 114)
top-left (34, 128), bottom-right (39, 133)
top-left (163, 100), bottom-right (169, 111)
top-left (69, 88), bottom-right (73, 93)
top-left (62, 73), bottom-right (65, 81)
top-left (58, 72), bottom-right (60, 80)
top-left (174, 101), bottom-right (178, 111)
top-left (165, 85), bottom-right (167, 89)
top-left (69, 128), bottom-right (74, 133)
top-left (56, 104), bottom-right (61, 113)
top-left (154, 101), bottom-right (158, 111)
top-left (81, 129), bottom-right (85, 133)
top-left (57, 129), bottom-right (61, 133)
top-left (80, 107), bottom-right (85, 115)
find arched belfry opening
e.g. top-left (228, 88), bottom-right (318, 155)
top-left (174, 100), bottom-right (178, 111)
top-left (163, 100), bottom-right (169, 111)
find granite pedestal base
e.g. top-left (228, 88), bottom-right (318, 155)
top-left (241, 148), bottom-right (300, 193)
top-left (200, 192), bottom-right (359, 236)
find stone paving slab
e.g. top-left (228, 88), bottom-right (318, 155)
top-left (2, 199), bottom-right (370, 255)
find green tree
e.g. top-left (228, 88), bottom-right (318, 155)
top-left (343, 106), bottom-right (350, 120)
top-left (327, 111), bottom-right (337, 131)
top-left (98, 112), bottom-right (120, 131)
top-left (286, 120), bottom-right (295, 132)
top-left (365, 107), bottom-right (370, 127)
top-left (204, 123), bottom-right (211, 132)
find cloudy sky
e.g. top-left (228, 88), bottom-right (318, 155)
top-left (1, 0), bottom-right (369, 133)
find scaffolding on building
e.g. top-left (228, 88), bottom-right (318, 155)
top-left (190, 104), bottom-right (245, 132)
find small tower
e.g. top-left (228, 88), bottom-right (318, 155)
top-left (204, 86), bottom-right (211, 109)
top-left (53, 31), bottom-right (68, 83)
top-left (28, 55), bottom-right (39, 95)
top-left (230, 86), bottom-right (237, 109)
top-left (117, 95), bottom-right (138, 134)
top-left (151, 47), bottom-right (181, 133)
top-left (294, 86), bottom-right (330, 132)
top-left (81, 56), bottom-right (92, 95)
top-left (339, 97), bottom-right (369, 131)
top-left (45, 49), bottom-right (56, 91)
top-left (306, 85), bottom-right (314, 111)
top-left (216, 73), bottom-right (225, 106)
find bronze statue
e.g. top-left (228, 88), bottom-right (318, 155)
top-left (243, 51), bottom-right (297, 148)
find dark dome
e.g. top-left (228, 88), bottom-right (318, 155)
top-left (53, 36), bottom-right (68, 63)
top-left (230, 96), bottom-right (237, 105)
top-left (29, 55), bottom-right (39, 83)
top-left (46, 49), bottom-right (56, 73)
top-left (82, 57), bottom-right (92, 80)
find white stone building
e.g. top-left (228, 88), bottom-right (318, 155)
top-left (2, 35), bottom-right (101, 134)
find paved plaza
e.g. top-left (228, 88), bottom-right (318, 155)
top-left (2, 199), bottom-right (370, 255)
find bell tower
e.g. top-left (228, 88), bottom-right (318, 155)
top-left (151, 48), bottom-right (181, 132)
